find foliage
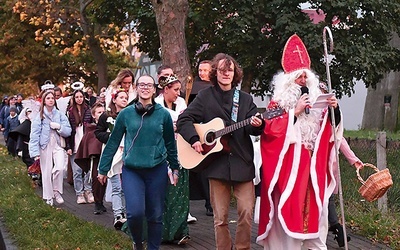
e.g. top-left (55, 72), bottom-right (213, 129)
top-left (131, 0), bottom-right (400, 98)
top-left (11, 0), bottom-right (135, 91)
top-left (0, 1), bottom-right (67, 96)
top-left (0, 146), bottom-right (133, 249)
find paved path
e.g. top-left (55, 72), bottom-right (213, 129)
top-left (35, 180), bottom-right (390, 250)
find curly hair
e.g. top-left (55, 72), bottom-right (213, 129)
top-left (209, 53), bottom-right (243, 88)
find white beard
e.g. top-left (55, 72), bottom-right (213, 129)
top-left (271, 69), bottom-right (324, 150)
top-left (296, 110), bottom-right (323, 151)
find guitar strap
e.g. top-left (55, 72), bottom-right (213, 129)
top-left (231, 88), bottom-right (240, 122)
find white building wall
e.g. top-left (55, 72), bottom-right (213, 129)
top-left (338, 80), bottom-right (367, 130)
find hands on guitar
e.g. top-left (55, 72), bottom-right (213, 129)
top-left (178, 108), bottom-right (283, 169)
top-left (250, 113), bottom-right (263, 127)
top-left (191, 141), bottom-right (203, 153)
top-left (191, 113), bottom-right (263, 154)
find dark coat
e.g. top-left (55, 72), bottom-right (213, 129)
top-left (94, 112), bottom-right (111, 144)
top-left (9, 119), bottom-right (31, 142)
top-left (188, 76), bottom-right (212, 104)
top-left (65, 104), bottom-right (92, 151)
top-left (74, 123), bottom-right (103, 173)
top-left (177, 84), bottom-right (263, 182)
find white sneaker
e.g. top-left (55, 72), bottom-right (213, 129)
top-left (54, 191), bottom-right (64, 204)
top-left (45, 198), bottom-right (53, 206)
top-left (114, 214), bottom-right (127, 230)
top-left (84, 190), bottom-right (95, 203)
top-left (77, 194), bottom-right (86, 204)
top-left (187, 213), bottom-right (197, 223)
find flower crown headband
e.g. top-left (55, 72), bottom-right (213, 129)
top-left (111, 88), bottom-right (127, 100)
top-left (158, 74), bottom-right (180, 89)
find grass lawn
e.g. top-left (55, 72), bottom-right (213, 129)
top-left (341, 130), bottom-right (400, 249)
top-left (0, 146), bottom-right (133, 250)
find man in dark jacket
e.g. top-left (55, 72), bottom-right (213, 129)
top-left (187, 60), bottom-right (214, 217)
top-left (177, 53), bottom-right (264, 250)
top-left (188, 60), bottom-right (212, 104)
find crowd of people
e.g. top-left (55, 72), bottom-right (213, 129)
top-left (0, 33), bottom-right (363, 250)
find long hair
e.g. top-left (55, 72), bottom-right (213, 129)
top-left (40, 91), bottom-right (58, 120)
top-left (70, 89), bottom-right (88, 126)
top-left (110, 69), bottom-right (134, 89)
top-left (209, 53), bottom-right (243, 88)
top-left (106, 89), bottom-right (128, 119)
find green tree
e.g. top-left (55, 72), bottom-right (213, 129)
top-left (132, 0), bottom-right (400, 98)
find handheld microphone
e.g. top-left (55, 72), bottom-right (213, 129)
top-left (300, 86), bottom-right (310, 114)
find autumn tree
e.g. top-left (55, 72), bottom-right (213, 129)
top-left (12, 0), bottom-right (136, 91)
top-left (0, 0), bottom-right (68, 95)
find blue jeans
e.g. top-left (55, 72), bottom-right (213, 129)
top-left (122, 162), bottom-right (168, 250)
top-left (70, 153), bottom-right (91, 195)
top-left (110, 173), bottom-right (125, 218)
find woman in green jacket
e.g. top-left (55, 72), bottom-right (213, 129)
top-left (98, 75), bottom-right (179, 250)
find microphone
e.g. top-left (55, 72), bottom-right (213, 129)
top-left (300, 86), bottom-right (310, 114)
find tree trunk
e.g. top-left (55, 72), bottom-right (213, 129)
top-left (88, 37), bottom-right (109, 91)
top-left (80, 0), bottom-right (108, 91)
top-left (241, 71), bottom-right (253, 93)
top-left (362, 34), bottom-right (400, 131)
top-left (151, 0), bottom-right (192, 93)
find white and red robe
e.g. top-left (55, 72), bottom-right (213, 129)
top-left (257, 103), bottom-right (341, 249)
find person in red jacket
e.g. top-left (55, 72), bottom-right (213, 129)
top-left (257, 34), bottom-right (342, 250)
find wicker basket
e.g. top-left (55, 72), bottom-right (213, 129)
top-left (357, 163), bottom-right (393, 202)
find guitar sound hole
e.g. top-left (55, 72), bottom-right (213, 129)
top-left (205, 132), bottom-right (216, 144)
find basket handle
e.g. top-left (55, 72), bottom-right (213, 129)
top-left (356, 163), bottom-right (379, 185)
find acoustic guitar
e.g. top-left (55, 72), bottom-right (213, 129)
top-left (177, 108), bottom-right (284, 171)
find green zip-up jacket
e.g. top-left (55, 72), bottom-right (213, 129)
top-left (98, 103), bottom-right (179, 175)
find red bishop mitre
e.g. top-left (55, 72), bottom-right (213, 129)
top-left (281, 34), bottom-right (311, 73)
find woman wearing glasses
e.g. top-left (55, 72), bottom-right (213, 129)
top-left (98, 75), bottom-right (179, 250)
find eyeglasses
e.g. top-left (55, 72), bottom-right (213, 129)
top-left (137, 82), bottom-right (154, 89)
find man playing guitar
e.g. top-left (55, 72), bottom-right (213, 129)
top-left (177, 53), bottom-right (264, 250)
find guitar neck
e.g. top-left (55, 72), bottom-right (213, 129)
top-left (215, 117), bottom-right (251, 138)
top-left (212, 108), bottom-right (283, 138)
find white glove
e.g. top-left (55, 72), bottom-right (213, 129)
top-left (50, 122), bottom-right (61, 130)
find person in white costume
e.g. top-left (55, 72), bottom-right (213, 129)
top-left (29, 91), bottom-right (72, 206)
